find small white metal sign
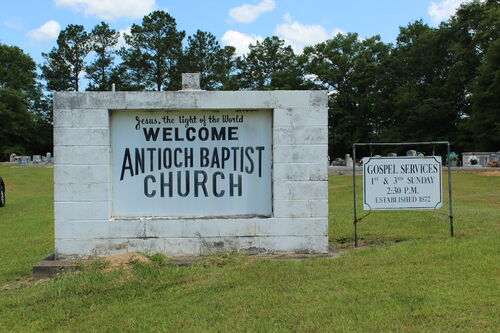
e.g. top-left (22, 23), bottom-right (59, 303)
top-left (362, 157), bottom-right (442, 210)
top-left (111, 109), bottom-right (272, 217)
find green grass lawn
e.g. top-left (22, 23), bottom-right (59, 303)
top-left (0, 166), bottom-right (499, 332)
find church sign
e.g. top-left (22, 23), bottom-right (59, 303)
top-left (362, 157), bottom-right (442, 210)
top-left (111, 109), bottom-right (272, 217)
top-left (53, 75), bottom-right (329, 258)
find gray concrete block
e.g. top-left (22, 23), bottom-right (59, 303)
top-left (54, 109), bottom-right (109, 128)
top-left (238, 235), bottom-right (328, 254)
top-left (255, 218), bottom-right (328, 236)
top-left (273, 163), bottom-right (310, 181)
top-left (182, 73), bottom-right (201, 90)
top-left (273, 145), bottom-right (327, 163)
top-left (55, 220), bottom-right (145, 239)
top-left (55, 239), bottom-right (92, 259)
top-left (274, 181), bottom-right (327, 200)
top-left (273, 200), bottom-right (310, 217)
top-left (55, 201), bottom-right (110, 221)
top-left (54, 146), bottom-right (110, 165)
top-left (54, 165), bottom-right (109, 185)
top-left (55, 182), bottom-right (110, 202)
top-left (310, 200), bottom-right (329, 218)
top-left (54, 128), bottom-right (109, 146)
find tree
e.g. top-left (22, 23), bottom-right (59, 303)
top-left (218, 45), bottom-right (239, 90)
top-left (41, 24), bottom-right (91, 91)
top-left (304, 33), bottom-right (391, 155)
top-left (40, 47), bottom-right (72, 92)
top-left (236, 36), bottom-right (308, 90)
top-left (0, 44), bottom-right (37, 94)
top-left (449, 0), bottom-right (500, 150)
top-left (383, 0), bottom-right (499, 152)
top-left (86, 22), bottom-right (119, 91)
top-left (108, 58), bottom-right (147, 91)
top-left (183, 30), bottom-right (236, 90)
top-left (451, 0), bottom-right (499, 58)
top-left (0, 88), bottom-right (33, 158)
top-left (468, 39), bottom-right (500, 151)
top-left (380, 22), bottom-right (462, 145)
top-left (0, 44), bottom-right (52, 159)
top-left (123, 10), bottom-right (185, 91)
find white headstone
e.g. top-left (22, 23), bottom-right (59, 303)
top-left (20, 156), bottom-right (30, 165)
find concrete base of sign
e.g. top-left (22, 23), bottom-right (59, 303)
top-left (33, 254), bottom-right (80, 278)
top-left (55, 219), bottom-right (328, 258)
top-left (53, 90), bottom-right (329, 258)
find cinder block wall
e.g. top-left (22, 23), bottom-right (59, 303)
top-left (53, 91), bottom-right (329, 258)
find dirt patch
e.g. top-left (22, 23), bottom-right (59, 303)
top-left (1, 277), bottom-right (51, 291)
top-left (103, 253), bottom-right (150, 272)
top-left (474, 170), bottom-right (500, 176)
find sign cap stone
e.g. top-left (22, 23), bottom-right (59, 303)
top-left (182, 73), bottom-right (201, 90)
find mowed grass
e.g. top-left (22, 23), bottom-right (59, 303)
top-left (0, 166), bottom-right (54, 283)
top-left (0, 166), bottom-right (499, 332)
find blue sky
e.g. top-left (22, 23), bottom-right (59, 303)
top-left (1, 0), bottom-right (472, 65)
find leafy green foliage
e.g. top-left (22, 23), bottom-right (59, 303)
top-left (0, 44), bottom-right (52, 159)
top-left (304, 33), bottom-right (390, 154)
top-left (236, 36), bottom-right (309, 90)
top-left (41, 25), bottom-right (91, 92)
top-left (0, 88), bottom-right (33, 157)
top-left (381, 22), bottom-right (462, 144)
top-left (303, 0), bottom-right (498, 155)
top-left (113, 48), bottom-right (150, 91)
top-left (469, 39), bottom-right (500, 150)
top-left (183, 30), bottom-right (236, 90)
top-left (85, 22), bottom-right (119, 91)
top-left (453, 0), bottom-right (500, 151)
top-left (0, 45), bottom-right (37, 94)
top-left (123, 10), bottom-right (185, 91)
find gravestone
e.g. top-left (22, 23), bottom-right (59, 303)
top-left (33, 155), bottom-right (42, 164)
top-left (20, 156), bottom-right (30, 165)
top-left (345, 154), bottom-right (353, 167)
top-left (53, 74), bottom-right (329, 258)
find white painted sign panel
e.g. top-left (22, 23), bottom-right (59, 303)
top-left (111, 109), bottom-right (272, 217)
top-left (362, 157), bottom-right (442, 210)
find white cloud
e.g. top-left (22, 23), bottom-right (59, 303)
top-left (428, 0), bottom-right (473, 25)
top-left (55, 0), bottom-right (156, 20)
top-left (115, 27), bottom-right (131, 49)
top-left (229, 0), bottom-right (275, 23)
top-left (275, 13), bottom-right (342, 53)
top-left (27, 20), bottom-right (61, 42)
top-left (221, 30), bottom-right (264, 56)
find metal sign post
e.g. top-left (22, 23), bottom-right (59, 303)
top-left (447, 142), bottom-right (454, 237)
top-left (352, 141), bottom-right (454, 247)
top-left (352, 146), bottom-right (358, 247)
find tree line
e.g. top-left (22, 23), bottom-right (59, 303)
top-left (0, 0), bottom-right (498, 160)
